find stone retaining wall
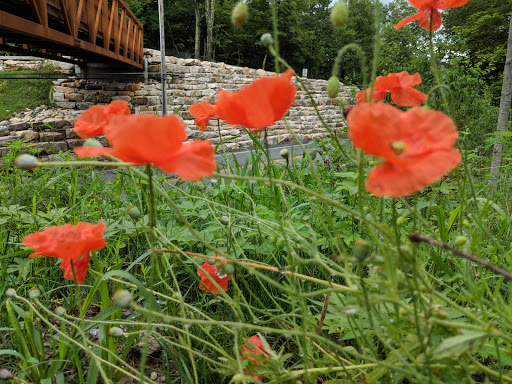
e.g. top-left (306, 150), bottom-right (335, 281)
top-left (0, 49), bottom-right (356, 159)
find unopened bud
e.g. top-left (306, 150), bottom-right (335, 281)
top-left (343, 105), bottom-right (354, 119)
top-left (55, 306), bottom-right (67, 316)
top-left (127, 205), bottom-right (141, 220)
top-left (330, 1), bottom-right (348, 28)
top-left (308, 149), bottom-right (317, 161)
top-left (231, 374), bottom-right (245, 384)
top-left (455, 236), bottom-right (467, 246)
top-left (194, 181), bottom-right (206, 191)
top-left (28, 287), bottom-right (41, 300)
top-left (5, 288), bottom-right (16, 298)
top-left (280, 148), bottom-right (289, 159)
top-left (223, 263), bottom-right (235, 275)
top-left (83, 138), bottom-right (103, 148)
top-left (396, 216), bottom-right (406, 226)
top-left (260, 33), bottom-right (274, 47)
top-left (353, 239), bottom-right (370, 262)
top-left (150, 372), bottom-right (158, 381)
top-left (220, 215), bottom-right (230, 225)
top-left (113, 289), bottom-right (134, 308)
top-left (15, 154), bottom-right (38, 170)
top-left (327, 76), bottom-right (340, 98)
top-left (462, 219), bottom-right (470, 228)
top-left (232, 2), bottom-right (248, 27)
top-left (108, 327), bottom-right (124, 338)
top-left (0, 368), bottom-right (13, 380)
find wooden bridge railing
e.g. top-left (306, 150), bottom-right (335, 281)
top-left (0, 0), bottom-right (144, 68)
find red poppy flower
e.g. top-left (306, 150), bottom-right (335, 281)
top-left (347, 102), bottom-right (461, 197)
top-left (74, 100), bottom-right (131, 139)
top-left (394, 0), bottom-right (470, 31)
top-left (356, 71), bottom-right (428, 106)
top-left (240, 336), bottom-right (272, 381)
top-left (197, 261), bottom-right (231, 294)
top-left (74, 114), bottom-right (216, 181)
top-left (22, 222), bottom-right (106, 284)
top-left (189, 69), bottom-right (297, 131)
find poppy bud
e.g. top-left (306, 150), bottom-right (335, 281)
top-left (462, 219), bottom-right (470, 228)
top-left (455, 236), bottom-right (467, 246)
top-left (55, 306), bottom-right (67, 316)
top-left (308, 149), bottom-right (317, 161)
top-left (108, 327), bottom-right (124, 338)
top-left (28, 287), bottom-right (41, 300)
top-left (220, 215), bottom-right (230, 225)
top-left (223, 263), bottom-right (235, 275)
top-left (343, 105), bottom-right (354, 119)
top-left (260, 33), bottom-right (274, 47)
top-left (127, 205), bottom-right (141, 221)
top-left (0, 369), bottom-right (13, 380)
top-left (83, 138), bottom-right (103, 148)
top-left (194, 181), bottom-right (206, 191)
top-left (15, 154), bottom-right (38, 170)
top-left (352, 239), bottom-right (370, 262)
top-left (327, 76), bottom-right (340, 98)
top-left (330, 1), bottom-right (348, 28)
top-left (269, 233), bottom-right (278, 243)
top-left (232, 2), bottom-right (248, 27)
top-left (5, 288), bottom-right (16, 298)
top-left (280, 148), bottom-right (289, 159)
top-left (113, 289), bottom-right (134, 308)
top-left (150, 372), bottom-right (158, 381)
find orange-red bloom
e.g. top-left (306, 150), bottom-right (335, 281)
top-left (197, 261), bottom-right (231, 294)
top-left (23, 222), bottom-right (106, 284)
top-left (74, 100), bottom-right (131, 138)
top-left (240, 336), bottom-right (272, 381)
top-left (74, 114), bottom-right (216, 181)
top-left (347, 102), bottom-right (461, 197)
top-left (189, 69), bottom-right (297, 131)
top-left (356, 71), bottom-right (428, 106)
top-left (394, 0), bottom-right (470, 31)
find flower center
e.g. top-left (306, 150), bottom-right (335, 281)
top-left (390, 141), bottom-right (407, 156)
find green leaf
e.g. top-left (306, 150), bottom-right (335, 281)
top-left (432, 330), bottom-right (490, 360)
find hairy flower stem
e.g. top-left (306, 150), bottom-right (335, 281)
top-left (428, 13), bottom-right (448, 109)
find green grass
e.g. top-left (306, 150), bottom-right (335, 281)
top-left (0, 68), bottom-right (54, 121)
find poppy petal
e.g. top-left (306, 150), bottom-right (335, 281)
top-left (189, 101), bottom-right (218, 131)
top-left (394, 13), bottom-right (422, 30)
top-left (213, 69), bottom-right (296, 130)
top-left (197, 261), bottom-right (231, 294)
top-left (60, 253), bottom-right (91, 284)
top-left (158, 140), bottom-right (217, 181)
top-left (441, 0), bottom-right (470, 9)
top-left (418, 8), bottom-right (443, 31)
top-left (348, 102), bottom-right (401, 160)
top-left (390, 87), bottom-right (428, 106)
top-left (366, 149), bottom-right (461, 197)
top-left (74, 105), bottom-right (108, 138)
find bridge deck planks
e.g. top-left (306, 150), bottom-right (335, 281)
top-left (0, 0), bottom-right (143, 69)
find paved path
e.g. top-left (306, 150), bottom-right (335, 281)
top-left (100, 142), bottom-right (320, 183)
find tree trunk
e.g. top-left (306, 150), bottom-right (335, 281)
top-left (205, 0), bottom-right (215, 61)
top-left (488, 10), bottom-right (512, 187)
top-left (191, 0), bottom-right (201, 59)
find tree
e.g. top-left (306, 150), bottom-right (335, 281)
top-left (443, 0), bottom-right (512, 101)
top-left (489, 10), bottom-right (512, 187)
top-left (205, 0), bottom-right (216, 60)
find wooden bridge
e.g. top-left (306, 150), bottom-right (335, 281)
top-left (0, 0), bottom-right (144, 69)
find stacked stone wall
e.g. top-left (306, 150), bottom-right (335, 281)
top-left (0, 49), bottom-right (356, 158)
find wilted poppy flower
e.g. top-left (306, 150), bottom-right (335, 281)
top-left (394, 0), bottom-right (470, 31)
top-left (240, 336), bottom-right (272, 381)
top-left (189, 69), bottom-right (297, 131)
top-left (347, 102), bottom-right (461, 197)
top-left (74, 114), bottom-right (216, 181)
top-left (23, 222), bottom-right (106, 284)
top-left (356, 71), bottom-right (428, 106)
top-left (74, 100), bottom-right (131, 139)
top-left (197, 261), bottom-right (231, 294)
